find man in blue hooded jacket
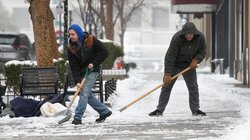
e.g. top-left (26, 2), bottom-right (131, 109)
top-left (149, 22), bottom-right (207, 117)
top-left (67, 24), bottom-right (112, 125)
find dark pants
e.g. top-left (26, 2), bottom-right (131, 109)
top-left (157, 67), bottom-right (200, 113)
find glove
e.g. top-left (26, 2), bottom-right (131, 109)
top-left (163, 73), bottom-right (172, 86)
top-left (190, 59), bottom-right (198, 70)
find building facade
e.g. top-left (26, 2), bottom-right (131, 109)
top-left (124, 0), bottom-right (180, 71)
top-left (171, 0), bottom-right (250, 86)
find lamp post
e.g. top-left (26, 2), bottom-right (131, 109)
top-left (63, 0), bottom-right (68, 47)
top-left (63, 0), bottom-right (68, 57)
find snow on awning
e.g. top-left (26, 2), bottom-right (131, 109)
top-left (171, 0), bottom-right (217, 14)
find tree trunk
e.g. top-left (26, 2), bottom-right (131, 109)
top-left (119, 0), bottom-right (125, 54)
top-left (105, 0), bottom-right (114, 40)
top-left (29, 0), bottom-right (59, 66)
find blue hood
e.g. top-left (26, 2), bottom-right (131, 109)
top-left (68, 24), bottom-right (85, 44)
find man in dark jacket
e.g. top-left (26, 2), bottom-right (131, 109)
top-left (149, 22), bottom-right (207, 117)
top-left (68, 24), bottom-right (112, 125)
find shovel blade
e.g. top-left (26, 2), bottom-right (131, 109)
top-left (54, 109), bottom-right (71, 117)
top-left (58, 113), bottom-right (72, 124)
top-left (57, 109), bottom-right (72, 124)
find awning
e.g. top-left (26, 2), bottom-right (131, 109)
top-left (171, 0), bottom-right (217, 14)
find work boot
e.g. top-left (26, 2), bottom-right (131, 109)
top-left (96, 111), bottom-right (112, 123)
top-left (192, 110), bottom-right (206, 116)
top-left (149, 109), bottom-right (163, 117)
top-left (72, 118), bottom-right (82, 125)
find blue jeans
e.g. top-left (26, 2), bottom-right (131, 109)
top-left (74, 72), bottom-right (110, 120)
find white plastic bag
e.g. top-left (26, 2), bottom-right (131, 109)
top-left (40, 102), bottom-right (67, 117)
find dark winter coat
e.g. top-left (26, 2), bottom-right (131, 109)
top-left (10, 94), bottom-right (65, 117)
top-left (67, 33), bottom-right (108, 84)
top-left (164, 22), bottom-right (207, 73)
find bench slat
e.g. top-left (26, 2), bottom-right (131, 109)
top-left (20, 67), bottom-right (58, 96)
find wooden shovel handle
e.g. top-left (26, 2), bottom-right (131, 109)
top-left (70, 68), bottom-right (93, 103)
top-left (119, 66), bottom-right (191, 112)
top-left (71, 78), bottom-right (86, 101)
top-left (171, 66), bottom-right (191, 80)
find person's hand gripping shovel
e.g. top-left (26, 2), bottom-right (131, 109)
top-left (56, 68), bottom-right (93, 124)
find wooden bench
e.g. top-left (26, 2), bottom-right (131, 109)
top-left (19, 67), bottom-right (59, 97)
top-left (102, 69), bottom-right (128, 80)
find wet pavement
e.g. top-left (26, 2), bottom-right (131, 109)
top-left (6, 110), bottom-right (241, 140)
top-left (0, 70), bottom-right (248, 140)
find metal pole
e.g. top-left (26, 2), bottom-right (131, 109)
top-left (211, 12), bottom-right (216, 73)
top-left (59, 2), bottom-right (62, 45)
top-left (219, 58), bottom-right (224, 74)
top-left (69, 10), bottom-right (72, 27)
top-left (63, 0), bottom-right (68, 58)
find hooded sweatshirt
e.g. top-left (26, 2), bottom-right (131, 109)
top-left (164, 22), bottom-right (207, 73)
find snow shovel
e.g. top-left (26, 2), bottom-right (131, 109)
top-left (119, 66), bottom-right (191, 112)
top-left (57, 69), bottom-right (93, 124)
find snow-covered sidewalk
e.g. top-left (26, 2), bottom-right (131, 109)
top-left (0, 67), bottom-right (250, 140)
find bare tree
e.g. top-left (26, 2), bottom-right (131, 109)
top-left (73, 0), bottom-right (87, 29)
top-left (89, 0), bottom-right (116, 40)
top-left (75, 0), bottom-right (145, 53)
top-left (104, 0), bottom-right (116, 40)
top-left (28, 0), bottom-right (59, 66)
top-left (114, 0), bottom-right (145, 53)
top-left (74, 0), bottom-right (102, 37)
